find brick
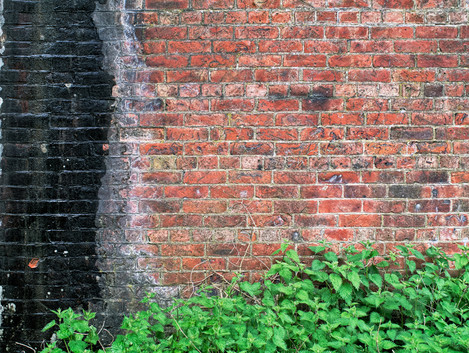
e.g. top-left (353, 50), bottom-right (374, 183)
top-left (183, 171), bottom-right (226, 184)
top-left (383, 215), bottom-right (426, 227)
top-left (183, 200), bottom-right (227, 214)
top-left (394, 40), bottom-right (437, 53)
top-left (280, 26), bottom-right (324, 39)
top-left (339, 214), bottom-right (381, 227)
top-left (349, 69), bottom-right (391, 82)
top-left (274, 171), bottom-right (316, 184)
top-left (257, 128), bottom-right (298, 140)
top-left (296, 215), bottom-right (337, 227)
top-left (300, 127), bottom-right (344, 140)
top-left (344, 185), bottom-right (386, 198)
top-left (347, 127), bottom-right (387, 140)
top-left (185, 142), bottom-right (229, 155)
top-left (230, 142), bottom-right (274, 155)
top-left (256, 186), bottom-right (298, 198)
top-left (319, 200), bottom-right (361, 213)
top-left (305, 41), bottom-right (347, 53)
top-left (350, 40), bottom-right (393, 53)
top-left (325, 27), bottom-right (368, 39)
top-left (167, 70), bottom-right (209, 83)
top-left (371, 27), bottom-right (413, 39)
top-left (322, 113), bottom-right (364, 125)
top-left (276, 113), bottom-right (319, 126)
top-left (146, 55), bottom-right (189, 68)
top-left (238, 55), bottom-right (282, 67)
top-left (392, 69), bottom-right (435, 82)
top-left (276, 143), bottom-right (318, 156)
top-left (168, 41), bottom-right (211, 53)
top-left (213, 40), bottom-right (256, 53)
top-left (318, 172), bottom-right (360, 183)
top-left (259, 40), bottom-right (303, 52)
top-left (140, 200), bottom-right (180, 213)
top-left (301, 185), bottom-right (342, 198)
top-left (373, 55), bottom-right (414, 67)
top-left (329, 55), bottom-right (372, 67)
top-left (235, 26), bottom-right (279, 39)
top-left (140, 143), bottom-right (183, 155)
top-left (284, 55), bottom-right (327, 67)
top-left (390, 127), bottom-right (433, 140)
top-left (165, 186), bottom-right (209, 199)
top-left (189, 26), bottom-right (233, 39)
top-left (321, 142), bottom-right (363, 155)
top-left (408, 200), bottom-right (451, 213)
top-left (258, 99), bottom-right (299, 111)
top-left (205, 216), bottom-right (247, 228)
top-left (255, 69), bottom-right (299, 82)
top-left (417, 55), bottom-right (458, 68)
top-left (146, 27), bottom-right (187, 40)
top-left (191, 54), bottom-right (236, 68)
top-left (249, 214), bottom-right (292, 227)
top-left (193, 0), bottom-right (234, 8)
top-left (238, 0), bottom-right (281, 8)
top-left (416, 27), bottom-right (458, 38)
top-left (374, 0), bottom-right (413, 7)
top-left (211, 69), bottom-right (253, 82)
top-left (229, 170), bottom-right (272, 184)
top-left (363, 200), bottom-right (406, 213)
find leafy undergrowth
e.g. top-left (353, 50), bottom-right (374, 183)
top-left (40, 243), bottom-right (469, 353)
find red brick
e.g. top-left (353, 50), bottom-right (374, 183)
top-left (274, 171), bottom-right (316, 184)
top-left (184, 142), bottom-right (229, 155)
top-left (350, 40), bottom-right (393, 53)
top-left (161, 244), bottom-right (204, 256)
top-left (183, 200), bottom-right (227, 214)
top-left (322, 113), bottom-right (364, 125)
top-left (168, 41), bottom-right (211, 53)
top-left (189, 26), bottom-right (233, 39)
top-left (191, 54), bottom-right (236, 68)
top-left (193, 0), bottom-right (233, 8)
top-left (373, 54), bottom-right (414, 67)
top-left (229, 171), bottom-right (271, 184)
top-left (412, 113), bottom-right (452, 125)
top-left (230, 200), bottom-right (272, 214)
top-left (205, 216), bottom-right (247, 228)
top-left (213, 40), bottom-right (256, 53)
top-left (249, 215), bottom-right (292, 227)
top-left (165, 186), bottom-right (209, 199)
top-left (371, 27), bottom-right (413, 39)
top-left (276, 113), bottom-right (319, 126)
top-left (230, 142), bottom-right (274, 155)
top-left (140, 200), bottom-right (180, 213)
top-left (339, 214), bottom-right (381, 227)
top-left (318, 172), bottom-right (360, 183)
top-left (211, 69), bottom-right (253, 82)
top-left (325, 27), bottom-right (368, 39)
top-left (362, 171), bottom-right (405, 183)
top-left (238, 0), bottom-right (281, 8)
top-left (255, 69), bottom-right (299, 82)
top-left (257, 128), bottom-right (298, 140)
top-left (321, 142), bottom-right (363, 155)
top-left (347, 127), bottom-right (388, 140)
top-left (258, 99), bottom-right (299, 111)
top-left (383, 215), bottom-right (426, 227)
top-left (394, 40), bottom-right (437, 53)
top-left (256, 186), bottom-right (298, 198)
top-left (319, 199), bottom-right (361, 213)
top-left (140, 143), bottom-right (183, 155)
top-left (365, 142), bottom-right (406, 155)
top-left (452, 172), bottom-right (469, 183)
top-left (305, 41), bottom-right (347, 53)
top-left (145, 27), bottom-right (187, 40)
top-left (417, 55), bottom-right (458, 68)
top-left (300, 127), bottom-right (344, 140)
top-left (284, 55), bottom-right (327, 67)
top-left (212, 99), bottom-right (255, 111)
top-left (238, 55), bottom-right (282, 67)
top-left (259, 40), bottom-right (303, 52)
top-left (346, 98), bottom-right (388, 111)
top-left (296, 215), bottom-right (337, 227)
top-left (301, 185), bottom-right (342, 198)
top-left (167, 128), bottom-right (208, 141)
top-left (344, 185), bottom-right (386, 198)
top-left (143, 41), bottom-right (166, 54)
top-left (167, 70), bottom-right (209, 83)
top-left (146, 0), bottom-right (188, 8)
top-left (235, 26), bottom-right (279, 39)
top-left (349, 69), bottom-right (391, 82)
top-left (276, 143), bottom-right (318, 156)
top-left (416, 27), bottom-right (458, 39)
top-left (146, 55), bottom-right (189, 68)
top-left (160, 215), bottom-right (203, 227)
top-left (280, 26), bottom-right (324, 39)
top-left (183, 171), bottom-right (226, 184)
top-left (329, 55), bottom-right (372, 67)
top-left (363, 200), bottom-right (405, 213)
top-left (374, 0), bottom-right (413, 8)
top-left (392, 69), bottom-right (435, 82)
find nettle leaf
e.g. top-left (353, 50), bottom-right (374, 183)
top-left (286, 249), bottom-right (300, 263)
top-left (311, 259), bottom-right (326, 271)
top-left (338, 282), bottom-right (353, 303)
top-left (324, 252), bottom-right (338, 262)
top-left (407, 260), bottom-right (416, 273)
top-left (347, 271), bottom-right (361, 290)
top-left (68, 341), bottom-right (87, 353)
top-left (309, 245), bottom-right (326, 254)
top-left (272, 327), bottom-right (287, 350)
top-left (42, 320), bottom-right (56, 332)
top-left (409, 248), bottom-right (425, 260)
top-left (369, 273), bottom-right (382, 288)
top-left (329, 273), bottom-right (343, 292)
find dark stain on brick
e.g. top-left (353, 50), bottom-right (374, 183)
top-left (389, 185), bottom-right (422, 199)
top-left (424, 84), bottom-right (443, 97)
top-left (0, 0), bottom-right (114, 349)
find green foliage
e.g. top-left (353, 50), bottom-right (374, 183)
top-left (41, 243), bottom-right (469, 353)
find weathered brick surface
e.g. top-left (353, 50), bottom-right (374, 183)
top-left (93, 0), bottom-right (469, 295)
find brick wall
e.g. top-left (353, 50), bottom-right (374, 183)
top-left (1, 0), bottom-right (468, 350)
top-left (95, 0), bottom-right (468, 299)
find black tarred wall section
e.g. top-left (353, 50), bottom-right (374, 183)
top-left (0, 0), bottom-right (113, 350)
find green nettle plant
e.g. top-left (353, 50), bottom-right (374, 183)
top-left (40, 242), bottom-right (469, 353)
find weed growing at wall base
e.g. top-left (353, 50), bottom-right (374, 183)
top-left (39, 243), bottom-right (469, 353)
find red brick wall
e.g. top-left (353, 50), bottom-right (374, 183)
top-left (102, 0), bottom-right (468, 291)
